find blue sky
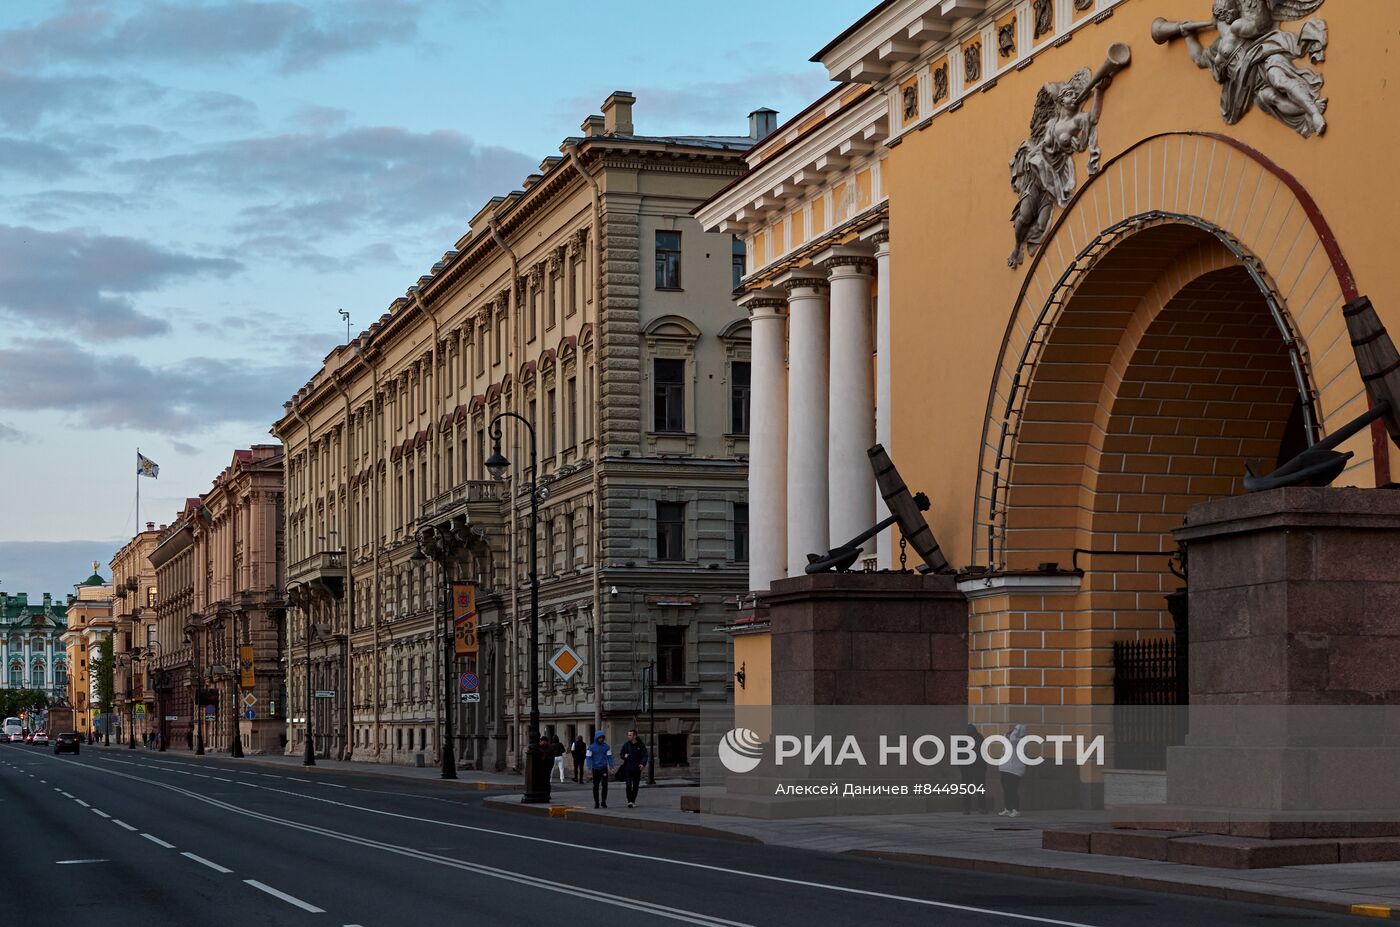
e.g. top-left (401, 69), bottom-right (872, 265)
top-left (0, 0), bottom-right (854, 597)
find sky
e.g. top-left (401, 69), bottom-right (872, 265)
top-left (0, 0), bottom-right (854, 598)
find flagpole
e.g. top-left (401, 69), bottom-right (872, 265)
top-left (136, 447), bottom-right (140, 537)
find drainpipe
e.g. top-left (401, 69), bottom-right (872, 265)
top-left (488, 212), bottom-right (523, 766)
top-left (353, 341), bottom-right (384, 758)
top-left (565, 139), bottom-right (605, 734)
top-left (330, 371), bottom-right (357, 761)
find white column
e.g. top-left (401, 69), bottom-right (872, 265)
top-left (741, 293), bottom-right (789, 593)
top-left (820, 250), bottom-right (877, 551)
top-left (872, 231), bottom-right (893, 566)
top-left (783, 275), bottom-right (831, 576)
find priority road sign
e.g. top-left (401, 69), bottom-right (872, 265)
top-left (242, 692), bottom-right (257, 708)
top-left (460, 672), bottom-right (479, 692)
top-left (549, 644), bottom-right (582, 683)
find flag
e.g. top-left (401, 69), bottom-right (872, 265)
top-left (137, 452), bottom-right (160, 479)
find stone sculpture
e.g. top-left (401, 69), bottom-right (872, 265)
top-left (1007, 44), bottom-right (1131, 269)
top-left (1152, 0), bottom-right (1328, 137)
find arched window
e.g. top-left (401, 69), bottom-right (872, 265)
top-left (31, 660), bottom-right (45, 688)
top-left (55, 662), bottom-right (68, 690)
top-left (7, 662), bottom-right (20, 688)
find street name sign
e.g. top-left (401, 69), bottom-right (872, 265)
top-left (314, 689), bottom-right (336, 699)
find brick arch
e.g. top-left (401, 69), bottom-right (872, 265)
top-left (975, 132), bottom-right (1377, 567)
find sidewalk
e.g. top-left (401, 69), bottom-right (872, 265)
top-left (487, 785), bottom-right (1400, 919)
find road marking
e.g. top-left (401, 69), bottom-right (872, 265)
top-left (60, 791), bottom-right (74, 798)
top-left (182, 852), bottom-right (233, 874)
top-left (56, 859), bottom-right (108, 865)
top-left (192, 773), bottom-right (210, 779)
top-left (287, 777), bottom-right (312, 783)
top-left (112, 820), bottom-right (138, 831)
top-left (91, 809), bottom-right (111, 818)
top-left (74, 799), bottom-right (91, 808)
top-left (322, 783), bottom-right (346, 788)
top-left (141, 833), bottom-right (175, 849)
top-left (50, 753), bottom-right (1106, 927)
top-left (244, 880), bottom-right (325, 913)
top-left (213, 777), bottom-right (233, 783)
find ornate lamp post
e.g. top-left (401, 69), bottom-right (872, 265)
top-left (411, 534), bottom-right (458, 781)
top-left (183, 620), bottom-right (205, 756)
top-left (484, 412), bottom-right (549, 804)
top-left (131, 640), bottom-right (163, 750)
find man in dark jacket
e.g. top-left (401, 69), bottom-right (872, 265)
top-left (619, 729), bottom-right (649, 808)
top-left (585, 730), bottom-right (613, 808)
top-left (570, 735), bottom-right (587, 783)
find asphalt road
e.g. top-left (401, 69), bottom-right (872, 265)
top-left (0, 743), bottom-right (1359, 927)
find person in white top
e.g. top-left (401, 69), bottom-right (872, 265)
top-left (999, 723), bottom-right (1028, 818)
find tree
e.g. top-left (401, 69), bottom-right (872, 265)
top-left (0, 688), bottom-right (50, 723)
top-left (92, 635), bottom-right (114, 718)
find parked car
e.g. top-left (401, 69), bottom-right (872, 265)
top-left (53, 733), bottom-right (80, 755)
top-left (31, 732), bottom-right (49, 747)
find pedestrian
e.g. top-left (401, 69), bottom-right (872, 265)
top-left (571, 739), bottom-right (588, 784)
top-left (185, 728), bottom-right (193, 751)
top-left (550, 735), bottom-right (567, 783)
top-left (999, 723), bottom-right (1028, 818)
top-left (619, 728), bottom-right (649, 808)
top-left (585, 729), bottom-right (613, 808)
top-left (960, 724), bottom-right (989, 814)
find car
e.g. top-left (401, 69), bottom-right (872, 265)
top-left (31, 732), bottom-right (49, 747)
top-left (53, 733), bottom-right (79, 755)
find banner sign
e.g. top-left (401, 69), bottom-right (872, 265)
top-left (452, 582), bottom-right (478, 656)
top-left (239, 645), bottom-right (255, 689)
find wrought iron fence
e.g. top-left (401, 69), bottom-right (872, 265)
top-left (1112, 637), bottom-right (1187, 771)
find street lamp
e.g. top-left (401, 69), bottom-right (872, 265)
top-left (302, 597), bottom-right (316, 767)
top-left (485, 412), bottom-right (549, 804)
top-left (214, 611), bottom-right (244, 759)
top-left (184, 621), bottom-right (205, 756)
top-left (411, 539), bottom-right (457, 781)
top-left (132, 641), bottom-right (163, 751)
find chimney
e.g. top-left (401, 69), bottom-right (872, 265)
top-left (43, 593), bottom-right (51, 606)
top-left (580, 114), bottom-right (605, 137)
top-left (601, 91), bottom-right (635, 135)
top-left (749, 107), bottom-right (778, 140)
top-left (146, 521), bottom-right (155, 531)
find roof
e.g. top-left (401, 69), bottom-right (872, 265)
top-left (80, 573), bottom-right (106, 587)
top-left (811, 0), bottom-right (892, 62)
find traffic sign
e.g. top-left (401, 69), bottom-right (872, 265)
top-left (460, 672), bottom-right (479, 692)
top-left (242, 692), bottom-right (257, 708)
top-left (549, 644), bottom-right (583, 683)
top-left (244, 709), bottom-right (256, 721)
top-left (164, 715), bottom-right (178, 721)
top-left (460, 692), bottom-right (481, 704)
top-left (313, 689), bottom-right (336, 699)
top-left (204, 705), bottom-right (216, 718)
top-left (133, 704), bottom-right (147, 718)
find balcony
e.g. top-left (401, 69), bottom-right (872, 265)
top-left (287, 550), bottom-right (347, 598)
top-left (421, 480), bottom-right (503, 522)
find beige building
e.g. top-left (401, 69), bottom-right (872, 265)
top-left (109, 524), bottom-right (161, 742)
top-left (149, 446), bottom-right (286, 753)
top-left (273, 92), bottom-right (761, 770)
top-left (59, 564), bottom-right (113, 734)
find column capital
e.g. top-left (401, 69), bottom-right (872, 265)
top-left (737, 289), bottom-right (787, 313)
top-left (819, 253), bottom-right (877, 277)
top-left (774, 271), bottom-right (829, 294)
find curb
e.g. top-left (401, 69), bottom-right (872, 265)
top-left (487, 797), bottom-right (761, 843)
top-left (845, 848), bottom-right (1391, 919)
top-left (487, 792), bottom-right (1391, 919)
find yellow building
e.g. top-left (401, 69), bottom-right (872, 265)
top-left (700, 0), bottom-right (1396, 714)
top-left (61, 563), bottom-right (113, 734)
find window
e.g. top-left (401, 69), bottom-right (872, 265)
top-left (732, 237), bottom-right (746, 290)
top-left (656, 626), bottom-right (686, 684)
top-left (566, 377), bottom-right (578, 448)
top-left (477, 319), bottom-right (487, 369)
top-left (55, 663), bottom-right (67, 689)
top-left (563, 511), bottom-right (575, 570)
top-left (730, 361), bottom-right (751, 435)
top-left (494, 311), bottom-right (504, 365)
top-left (655, 230), bottom-right (681, 289)
top-left (658, 732), bottom-right (689, 766)
top-left (546, 388), bottom-right (557, 458)
top-left (734, 503), bottom-right (749, 562)
top-left (653, 358), bottom-right (685, 432)
top-left (147, 625), bottom-right (156, 648)
top-left (656, 502), bottom-right (686, 561)
top-left (146, 586), bottom-right (157, 608)
top-left (475, 428), bottom-right (486, 479)
top-left (31, 662), bottom-right (44, 688)
top-left (8, 662), bottom-right (20, 688)
top-left (529, 284), bottom-right (539, 342)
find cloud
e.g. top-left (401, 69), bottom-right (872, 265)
top-left (0, 422), bottom-right (24, 442)
top-left (117, 126), bottom-right (535, 240)
top-left (0, 224), bottom-right (242, 340)
top-left (8, 189), bottom-right (136, 224)
top-left (0, 137), bottom-right (81, 179)
top-left (0, 1), bottom-right (426, 74)
top-left (0, 337), bottom-right (306, 435)
top-left (171, 440), bottom-right (200, 455)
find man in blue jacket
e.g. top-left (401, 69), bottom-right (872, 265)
top-left (586, 729), bottom-right (613, 808)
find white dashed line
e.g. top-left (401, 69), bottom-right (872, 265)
top-left (74, 799), bottom-right (91, 808)
top-left (56, 859), bottom-right (108, 865)
top-left (286, 777), bottom-right (311, 783)
top-left (243, 880), bottom-right (325, 913)
top-left (60, 791), bottom-right (74, 798)
top-left (181, 852), bottom-right (233, 874)
top-left (140, 833), bottom-right (175, 849)
top-left (322, 783), bottom-right (346, 789)
top-left (112, 820), bottom-right (138, 832)
top-left (91, 809), bottom-right (111, 818)
top-left (213, 777), bottom-right (233, 783)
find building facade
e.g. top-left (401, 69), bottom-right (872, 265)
top-left (701, 0), bottom-right (1398, 714)
top-left (149, 447), bottom-right (286, 753)
top-left (273, 92), bottom-right (757, 770)
top-left (110, 525), bottom-right (161, 742)
top-left (59, 564), bottom-right (112, 735)
top-left (1, 591), bottom-right (68, 702)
